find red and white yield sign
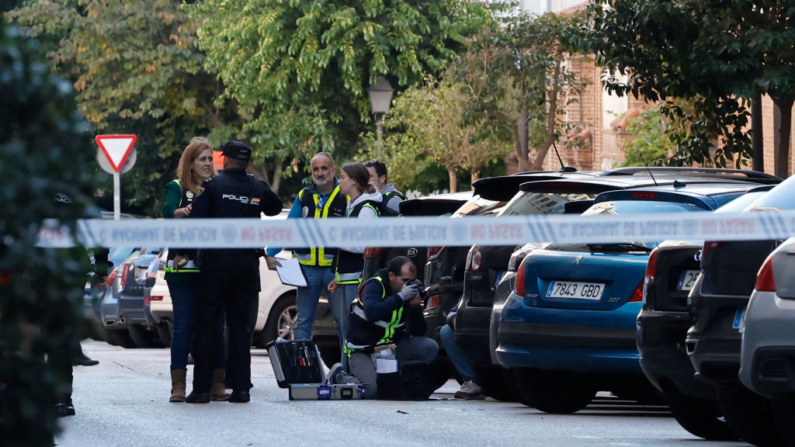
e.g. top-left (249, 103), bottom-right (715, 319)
top-left (95, 134), bottom-right (137, 172)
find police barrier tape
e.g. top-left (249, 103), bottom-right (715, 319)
top-left (32, 211), bottom-right (795, 249)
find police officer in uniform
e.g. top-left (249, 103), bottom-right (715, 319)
top-left (176, 141), bottom-right (283, 403)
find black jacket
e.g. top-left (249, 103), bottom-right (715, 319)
top-left (346, 268), bottom-right (426, 350)
top-left (179, 168), bottom-right (282, 270)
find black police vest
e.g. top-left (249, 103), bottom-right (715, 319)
top-left (334, 199), bottom-right (380, 284)
top-left (293, 184), bottom-right (347, 267)
top-left (383, 190), bottom-right (405, 202)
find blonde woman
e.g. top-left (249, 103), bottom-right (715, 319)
top-left (161, 138), bottom-right (228, 402)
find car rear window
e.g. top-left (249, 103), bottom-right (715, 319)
top-left (582, 200), bottom-right (703, 216)
top-left (715, 191), bottom-right (768, 213)
top-left (452, 195), bottom-right (505, 217)
top-left (498, 192), bottom-right (596, 216)
top-left (744, 177), bottom-right (795, 211)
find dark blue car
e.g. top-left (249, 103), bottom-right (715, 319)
top-left (494, 182), bottom-right (766, 414)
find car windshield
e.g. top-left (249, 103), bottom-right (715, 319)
top-left (452, 195), bottom-right (505, 217)
top-left (744, 176), bottom-right (795, 212)
top-left (498, 191), bottom-right (596, 216)
top-left (582, 200), bottom-right (704, 216)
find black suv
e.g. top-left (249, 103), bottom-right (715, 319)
top-left (637, 187), bottom-right (772, 441)
top-left (686, 174), bottom-right (795, 446)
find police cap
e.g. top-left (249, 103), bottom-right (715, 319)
top-left (222, 141), bottom-right (252, 162)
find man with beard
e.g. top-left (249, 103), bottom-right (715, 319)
top-left (265, 152), bottom-right (347, 347)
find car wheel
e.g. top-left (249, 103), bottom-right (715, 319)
top-left (771, 398), bottom-right (795, 447)
top-left (475, 367), bottom-right (521, 402)
top-left (156, 322), bottom-right (172, 348)
top-left (663, 389), bottom-right (738, 441)
top-left (717, 383), bottom-right (784, 446)
top-left (105, 328), bottom-right (136, 349)
top-left (513, 368), bottom-right (596, 414)
top-left (128, 325), bottom-right (157, 349)
top-left (259, 294), bottom-right (297, 347)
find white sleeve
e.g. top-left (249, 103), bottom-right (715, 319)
top-left (346, 207), bottom-right (378, 254)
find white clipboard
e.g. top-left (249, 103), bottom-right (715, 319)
top-left (274, 258), bottom-right (308, 287)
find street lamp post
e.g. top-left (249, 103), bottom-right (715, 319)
top-left (367, 76), bottom-right (394, 158)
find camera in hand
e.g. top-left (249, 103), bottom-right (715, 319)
top-left (407, 279), bottom-right (428, 300)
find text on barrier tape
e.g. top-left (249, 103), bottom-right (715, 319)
top-left (33, 211), bottom-right (795, 249)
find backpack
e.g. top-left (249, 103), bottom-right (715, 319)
top-left (376, 362), bottom-right (436, 400)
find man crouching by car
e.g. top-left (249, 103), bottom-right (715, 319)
top-left (327, 256), bottom-right (438, 399)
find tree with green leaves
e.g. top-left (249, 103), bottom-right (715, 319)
top-left (188, 0), bottom-right (491, 168)
top-left (7, 0), bottom-right (253, 214)
top-left (1, 19), bottom-right (99, 446)
top-left (586, 0), bottom-right (795, 177)
top-left (452, 11), bottom-right (585, 172)
top-left (380, 76), bottom-right (512, 191)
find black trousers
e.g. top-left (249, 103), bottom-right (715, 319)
top-left (192, 267), bottom-right (259, 392)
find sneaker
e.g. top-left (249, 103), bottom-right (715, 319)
top-left (326, 363), bottom-right (345, 385)
top-left (454, 381), bottom-right (485, 400)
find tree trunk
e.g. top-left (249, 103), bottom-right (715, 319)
top-left (751, 91), bottom-right (764, 172)
top-left (448, 168), bottom-right (458, 192)
top-left (271, 162), bottom-right (283, 195)
top-left (470, 169), bottom-right (480, 187)
top-left (513, 121), bottom-right (529, 172)
top-left (530, 57), bottom-right (562, 171)
top-left (774, 98), bottom-right (793, 178)
top-left (518, 108), bottom-right (529, 171)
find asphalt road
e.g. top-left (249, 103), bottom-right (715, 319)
top-left (56, 340), bottom-right (748, 447)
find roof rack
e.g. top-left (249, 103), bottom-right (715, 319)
top-left (604, 167), bottom-right (781, 183)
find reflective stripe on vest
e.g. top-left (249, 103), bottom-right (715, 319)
top-left (348, 276), bottom-right (405, 350)
top-left (296, 185), bottom-right (343, 267)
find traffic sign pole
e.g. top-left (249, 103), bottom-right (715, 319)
top-left (95, 134), bottom-right (137, 221)
top-left (113, 172), bottom-right (121, 220)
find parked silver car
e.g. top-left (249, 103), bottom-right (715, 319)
top-left (739, 237), bottom-right (795, 446)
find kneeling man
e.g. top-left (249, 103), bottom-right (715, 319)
top-left (330, 256), bottom-right (438, 399)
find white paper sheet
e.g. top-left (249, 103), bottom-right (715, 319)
top-left (274, 258), bottom-right (308, 287)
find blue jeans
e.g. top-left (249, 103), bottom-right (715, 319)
top-left (294, 265), bottom-right (342, 341)
top-left (168, 279), bottom-right (226, 371)
top-left (440, 324), bottom-right (477, 383)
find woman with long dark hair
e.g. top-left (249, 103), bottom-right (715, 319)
top-left (327, 162), bottom-right (382, 367)
top-left (162, 137), bottom-right (229, 402)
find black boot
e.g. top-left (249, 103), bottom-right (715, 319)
top-left (72, 353), bottom-right (99, 367)
top-left (228, 390), bottom-right (250, 403)
top-left (185, 390), bottom-right (211, 404)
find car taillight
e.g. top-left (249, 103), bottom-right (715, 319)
top-left (755, 254), bottom-right (776, 292)
top-left (642, 248), bottom-right (660, 303)
top-left (425, 295), bottom-right (441, 309)
top-left (632, 192), bottom-right (657, 199)
top-left (364, 247), bottom-right (388, 259)
top-left (146, 257), bottom-right (159, 279)
top-left (120, 262), bottom-right (130, 288)
top-left (107, 268), bottom-right (119, 285)
top-left (150, 295), bottom-right (164, 301)
top-left (515, 259), bottom-right (526, 297)
top-left (701, 241), bottom-right (726, 261)
top-left (427, 247), bottom-right (443, 259)
top-left (629, 281), bottom-right (644, 302)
